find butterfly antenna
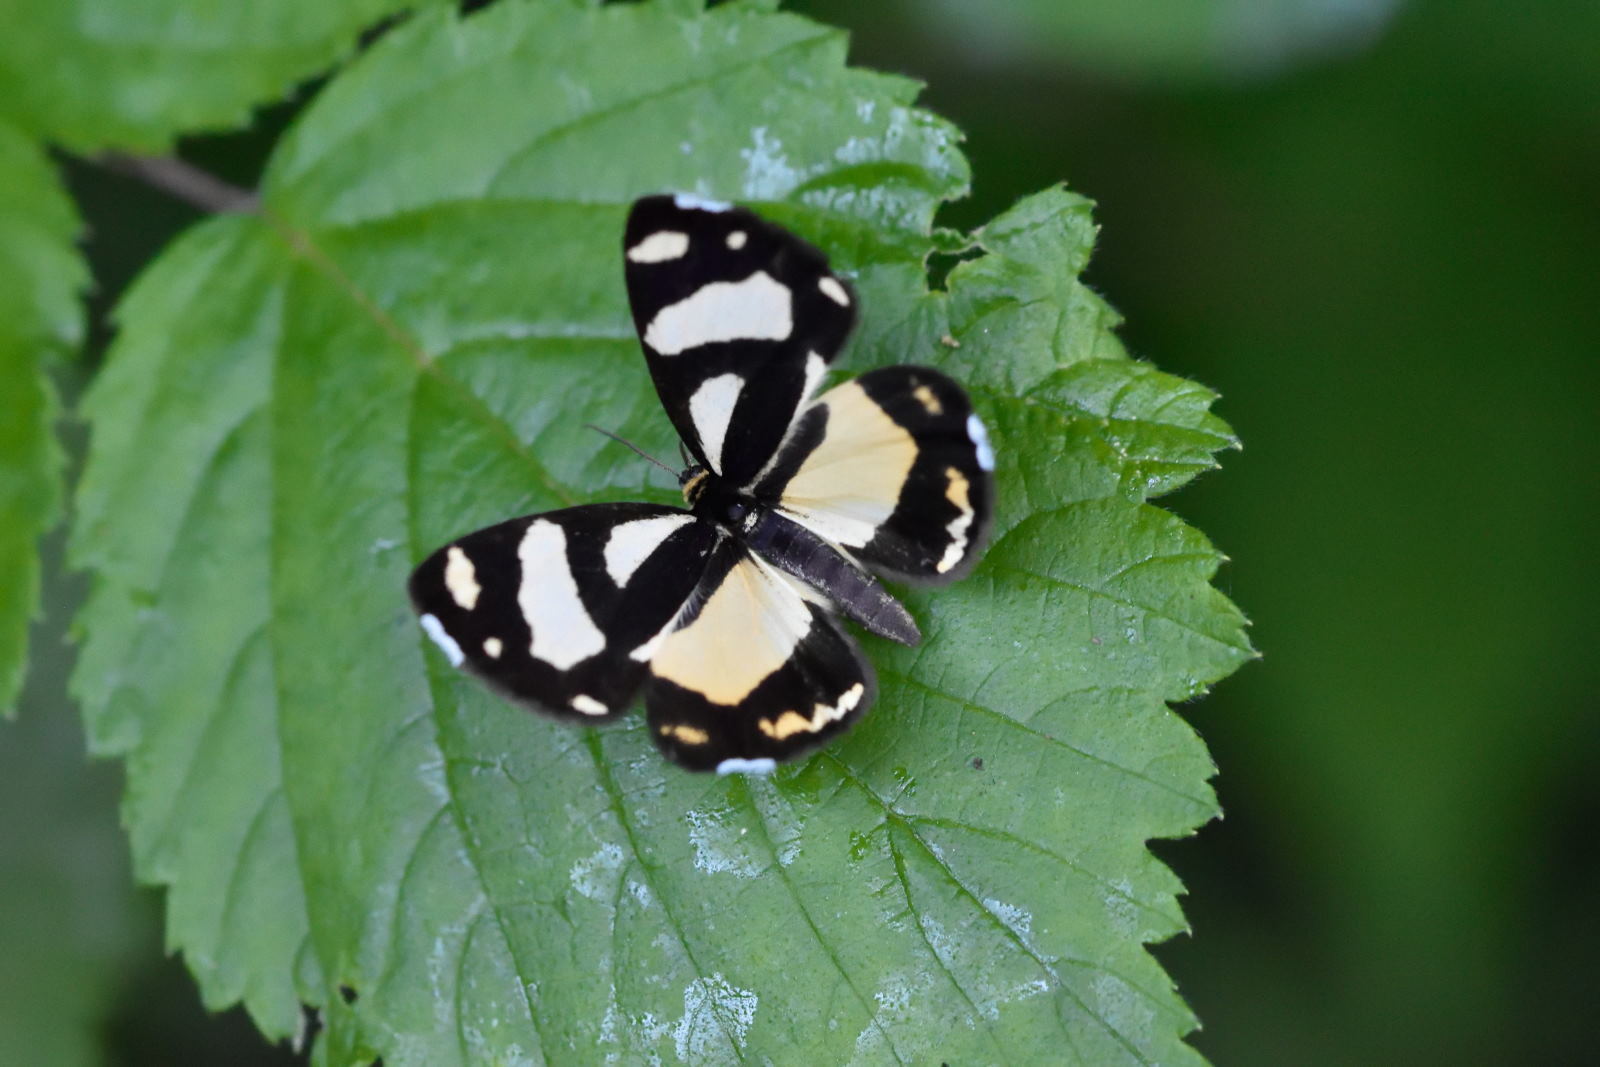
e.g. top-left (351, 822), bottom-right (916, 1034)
top-left (584, 424), bottom-right (678, 476)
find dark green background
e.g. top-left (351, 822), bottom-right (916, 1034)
top-left (11, 0), bottom-right (1596, 1062)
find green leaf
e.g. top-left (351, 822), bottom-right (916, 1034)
top-left (75, 2), bottom-right (1251, 1062)
top-left (73, 218), bottom-right (310, 1041)
top-left (0, 0), bottom-right (428, 150)
top-left (0, 119), bottom-right (83, 715)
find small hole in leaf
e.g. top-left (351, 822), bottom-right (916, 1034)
top-left (924, 247), bottom-right (982, 293)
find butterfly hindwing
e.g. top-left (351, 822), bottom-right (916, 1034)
top-left (623, 194), bottom-right (857, 486)
top-left (643, 542), bottom-right (873, 772)
top-left (757, 365), bottom-right (996, 582)
top-left (409, 503), bottom-right (717, 721)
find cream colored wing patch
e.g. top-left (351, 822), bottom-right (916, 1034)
top-left (778, 379), bottom-right (917, 548)
top-left (648, 556), bottom-right (813, 705)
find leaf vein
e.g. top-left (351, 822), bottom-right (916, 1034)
top-left (583, 733), bottom-right (748, 1065)
top-left (827, 755), bottom-right (1152, 1065)
top-left (740, 781), bottom-right (907, 1066)
top-left (878, 668), bottom-right (1211, 810)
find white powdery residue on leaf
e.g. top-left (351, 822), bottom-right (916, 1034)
top-left (672, 974), bottom-right (758, 1062)
top-left (848, 968), bottom-right (936, 1066)
top-left (976, 977), bottom-right (1052, 1023)
top-left (425, 896), bottom-right (487, 1036)
top-left (600, 997), bottom-right (668, 1067)
top-left (740, 126), bottom-right (799, 200)
top-left (684, 806), bottom-right (763, 878)
top-left (639, 1011), bottom-right (670, 1042)
top-left (833, 135), bottom-right (878, 167)
top-left (745, 776), bottom-right (804, 867)
top-left (1091, 973), bottom-right (1157, 1049)
top-left (570, 842), bottom-right (626, 903)
top-left (1104, 877), bottom-right (1140, 939)
top-left (879, 106), bottom-right (915, 152)
top-left (916, 911), bottom-right (956, 963)
top-left (982, 897), bottom-right (1033, 939)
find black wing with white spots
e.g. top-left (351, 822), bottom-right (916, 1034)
top-left (409, 503), bottom-right (716, 722)
top-left (622, 194), bottom-right (856, 486)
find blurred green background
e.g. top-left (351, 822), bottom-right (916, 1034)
top-left (8, 0), bottom-right (1597, 1062)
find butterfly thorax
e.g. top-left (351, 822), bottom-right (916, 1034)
top-left (680, 464), bottom-right (760, 536)
top-left (676, 458), bottom-right (922, 646)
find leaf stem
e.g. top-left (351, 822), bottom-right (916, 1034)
top-left (97, 153), bottom-right (260, 214)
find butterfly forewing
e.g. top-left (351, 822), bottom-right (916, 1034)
top-left (409, 503), bottom-right (717, 721)
top-left (623, 195), bottom-right (857, 485)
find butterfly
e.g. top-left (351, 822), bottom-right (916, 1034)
top-left (409, 194), bottom-right (995, 773)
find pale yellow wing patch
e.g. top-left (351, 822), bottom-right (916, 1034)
top-left (649, 556), bottom-right (813, 705)
top-left (779, 380), bottom-right (916, 548)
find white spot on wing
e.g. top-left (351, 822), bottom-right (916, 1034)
top-left (627, 230), bottom-right (690, 263)
top-left (968, 413), bottom-right (995, 471)
top-left (571, 694), bottom-right (608, 716)
top-left (604, 513), bottom-right (694, 587)
top-left (643, 272), bottom-right (792, 356)
top-left (518, 520), bottom-right (606, 670)
top-left (482, 636), bottom-right (503, 658)
top-left (688, 373), bottom-right (743, 471)
top-left (726, 230), bottom-right (747, 250)
top-left (443, 546), bottom-right (480, 610)
top-left (716, 757), bottom-right (777, 776)
top-left (818, 276), bottom-right (850, 306)
top-left (419, 614), bottom-right (464, 667)
top-left (674, 192), bottom-right (731, 212)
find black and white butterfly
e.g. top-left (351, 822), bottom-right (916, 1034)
top-left (410, 194), bottom-right (994, 773)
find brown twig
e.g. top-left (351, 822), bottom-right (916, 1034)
top-left (97, 152), bottom-right (260, 214)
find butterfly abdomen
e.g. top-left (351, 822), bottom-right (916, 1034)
top-left (742, 508), bottom-right (921, 646)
